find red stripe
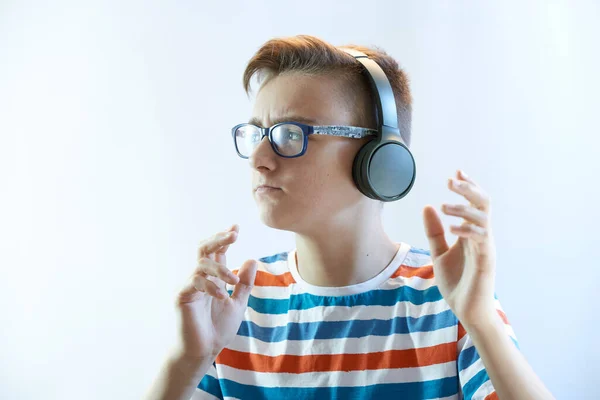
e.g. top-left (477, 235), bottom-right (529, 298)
top-left (484, 392), bottom-right (499, 400)
top-left (216, 342), bottom-right (457, 373)
top-left (232, 270), bottom-right (296, 287)
top-left (390, 264), bottom-right (434, 280)
top-left (234, 263), bottom-right (435, 287)
top-left (457, 322), bottom-right (467, 341)
top-left (497, 309), bottom-right (509, 325)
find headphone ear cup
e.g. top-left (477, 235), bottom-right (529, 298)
top-left (368, 142), bottom-right (416, 201)
top-left (354, 140), bottom-right (417, 202)
top-left (352, 140), bottom-right (379, 200)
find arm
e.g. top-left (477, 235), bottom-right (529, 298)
top-left (144, 350), bottom-right (216, 400)
top-left (423, 169), bottom-right (554, 399)
top-left (463, 314), bottom-right (554, 400)
top-left (145, 227), bottom-right (257, 400)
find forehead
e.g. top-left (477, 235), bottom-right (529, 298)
top-left (251, 72), bottom-right (355, 127)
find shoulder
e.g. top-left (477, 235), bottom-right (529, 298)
top-left (386, 244), bottom-right (435, 281)
top-left (251, 248), bottom-right (295, 288)
top-left (403, 245), bottom-right (433, 268)
top-left (386, 245), bottom-right (449, 306)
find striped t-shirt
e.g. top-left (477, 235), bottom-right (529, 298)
top-left (194, 242), bottom-right (518, 400)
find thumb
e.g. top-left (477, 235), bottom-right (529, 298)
top-left (422, 205), bottom-right (449, 260)
top-left (231, 259), bottom-right (258, 306)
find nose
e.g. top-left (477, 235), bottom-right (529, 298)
top-left (249, 133), bottom-right (278, 170)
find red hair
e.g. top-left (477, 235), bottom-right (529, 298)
top-left (242, 35), bottom-right (413, 147)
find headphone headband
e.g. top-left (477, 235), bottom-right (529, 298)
top-left (339, 47), bottom-right (399, 133)
top-left (338, 46), bottom-right (416, 202)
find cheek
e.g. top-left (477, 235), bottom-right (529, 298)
top-left (285, 140), bottom-right (364, 202)
top-left (289, 164), bottom-right (359, 206)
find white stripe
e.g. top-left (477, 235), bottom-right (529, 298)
top-left (504, 323), bottom-right (517, 341)
top-left (457, 331), bottom-right (468, 350)
top-left (226, 275), bottom-right (442, 305)
top-left (231, 256), bottom-right (289, 276)
top-left (191, 388), bottom-right (221, 400)
top-left (403, 250), bottom-right (433, 266)
top-left (207, 365), bottom-right (218, 378)
top-left (228, 284), bottom-right (293, 300)
top-left (191, 363), bottom-right (221, 399)
top-left (254, 247), bottom-right (433, 276)
top-left (243, 297), bottom-right (452, 327)
top-left (227, 325), bottom-right (459, 357)
top-left (215, 360), bottom-right (457, 387)
top-left (381, 275), bottom-right (437, 291)
top-left (459, 346), bottom-right (486, 389)
top-left (471, 378), bottom-right (495, 399)
top-left (493, 300), bottom-right (518, 340)
top-left (258, 257), bottom-right (290, 274)
top-left (231, 272), bottom-right (439, 300)
top-left (494, 299), bottom-right (504, 310)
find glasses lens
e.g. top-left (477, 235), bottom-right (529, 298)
top-left (235, 125), bottom-right (261, 157)
top-left (272, 124), bottom-right (305, 157)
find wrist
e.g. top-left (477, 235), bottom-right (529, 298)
top-left (168, 348), bottom-right (218, 377)
top-left (461, 309), bottom-right (504, 337)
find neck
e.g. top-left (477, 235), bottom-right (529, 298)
top-left (293, 207), bottom-right (399, 287)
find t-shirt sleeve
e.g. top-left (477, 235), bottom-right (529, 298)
top-left (191, 361), bottom-right (223, 400)
top-left (456, 297), bottom-right (519, 400)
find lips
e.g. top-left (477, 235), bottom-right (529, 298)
top-left (255, 184), bottom-right (280, 191)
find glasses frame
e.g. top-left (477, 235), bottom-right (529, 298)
top-left (231, 121), bottom-right (378, 159)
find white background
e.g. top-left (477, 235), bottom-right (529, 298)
top-left (1, 0), bottom-right (599, 398)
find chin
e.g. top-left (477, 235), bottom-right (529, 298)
top-left (255, 202), bottom-right (304, 232)
top-left (258, 210), bottom-right (294, 231)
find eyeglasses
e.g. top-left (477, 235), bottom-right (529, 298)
top-left (231, 121), bottom-right (378, 159)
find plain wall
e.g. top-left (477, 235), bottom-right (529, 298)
top-left (1, 0), bottom-right (598, 398)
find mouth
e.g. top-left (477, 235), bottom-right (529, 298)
top-left (255, 185), bottom-right (282, 194)
top-left (255, 184), bottom-right (280, 190)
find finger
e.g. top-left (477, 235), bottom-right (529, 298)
top-left (231, 260), bottom-right (258, 306)
top-left (198, 230), bottom-right (238, 259)
top-left (217, 225), bottom-right (239, 260)
top-left (422, 205), bottom-right (449, 260)
top-left (441, 203), bottom-right (488, 228)
top-left (448, 178), bottom-right (490, 212)
top-left (449, 223), bottom-right (488, 242)
top-left (196, 257), bottom-right (240, 286)
top-left (194, 274), bottom-right (229, 299)
top-left (204, 274), bottom-right (227, 293)
top-left (457, 169), bottom-right (476, 185)
top-left (177, 274), bottom-right (227, 302)
top-left (215, 224), bottom-right (241, 265)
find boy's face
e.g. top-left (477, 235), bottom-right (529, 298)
top-left (248, 71), bottom-right (373, 233)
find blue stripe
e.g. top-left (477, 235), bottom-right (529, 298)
top-left (259, 247), bottom-right (428, 262)
top-left (197, 373), bottom-right (223, 399)
top-left (237, 308), bottom-right (458, 342)
top-left (458, 345), bottom-right (479, 372)
top-left (229, 286), bottom-right (445, 315)
top-left (459, 336), bottom-right (520, 372)
top-left (462, 368), bottom-right (491, 400)
top-left (218, 376), bottom-right (458, 400)
top-left (258, 252), bottom-right (288, 263)
top-left (409, 247), bottom-right (431, 255)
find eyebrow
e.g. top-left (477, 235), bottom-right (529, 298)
top-left (248, 115), bottom-right (318, 127)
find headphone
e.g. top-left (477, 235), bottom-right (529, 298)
top-left (339, 47), bottom-right (416, 202)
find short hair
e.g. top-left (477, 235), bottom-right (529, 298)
top-left (242, 34), bottom-right (413, 147)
